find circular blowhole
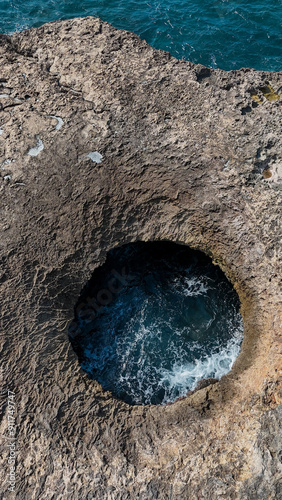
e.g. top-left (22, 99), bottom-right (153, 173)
top-left (69, 241), bottom-right (243, 405)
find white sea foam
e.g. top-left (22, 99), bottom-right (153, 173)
top-left (28, 137), bottom-right (44, 156)
top-left (159, 335), bottom-right (242, 403)
top-left (172, 276), bottom-right (210, 296)
top-left (184, 276), bottom-right (210, 296)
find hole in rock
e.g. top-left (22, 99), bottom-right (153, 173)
top-left (241, 105), bottom-right (252, 115)
top-left (69, 242), bottom-right (243, 405)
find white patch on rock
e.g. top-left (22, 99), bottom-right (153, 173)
top-left (265, 162), bottom-right (282, 184)
top-left (87, 151), bottom-right (103, 164)
top-left (50, 115), bottom-right (64, 131)
top-left (4, 175), bottom-right (11, 181)
top-left (0, 159), bottom-right (12, 169)
top-left (0, 127), bottom-right (3, 135)
top-left (0, 94), bottom-right (9, 98)
top-left (28, 137), bottom-right (44, 157)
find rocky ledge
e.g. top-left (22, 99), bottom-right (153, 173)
top-left (0, 17), bottom-right (281, 499)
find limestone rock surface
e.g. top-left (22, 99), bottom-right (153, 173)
top-left (0, 17), bottom-right (281, 499)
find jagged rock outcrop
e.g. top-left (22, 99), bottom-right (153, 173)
top-left (0, 17), bottom-right (281, 499)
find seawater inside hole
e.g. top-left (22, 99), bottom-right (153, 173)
top-left (69, 242), bottom-right (243, 405)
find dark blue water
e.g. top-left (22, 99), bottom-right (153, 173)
top-left (0, 1), bottom-right (281, 71)
top-left (70, 242), bottom-right (243, 405)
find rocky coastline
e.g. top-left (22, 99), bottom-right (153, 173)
top-left (0, 17), bottom-right (281, 499)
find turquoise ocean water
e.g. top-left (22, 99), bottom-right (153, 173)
top-left (0, 1), bottom-right (281, 70)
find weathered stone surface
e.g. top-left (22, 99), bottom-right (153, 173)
top-left (0, 17), bottom-right (281, 499)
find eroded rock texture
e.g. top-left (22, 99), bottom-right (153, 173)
top-left (0, 17), bottom-right (281, 499)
